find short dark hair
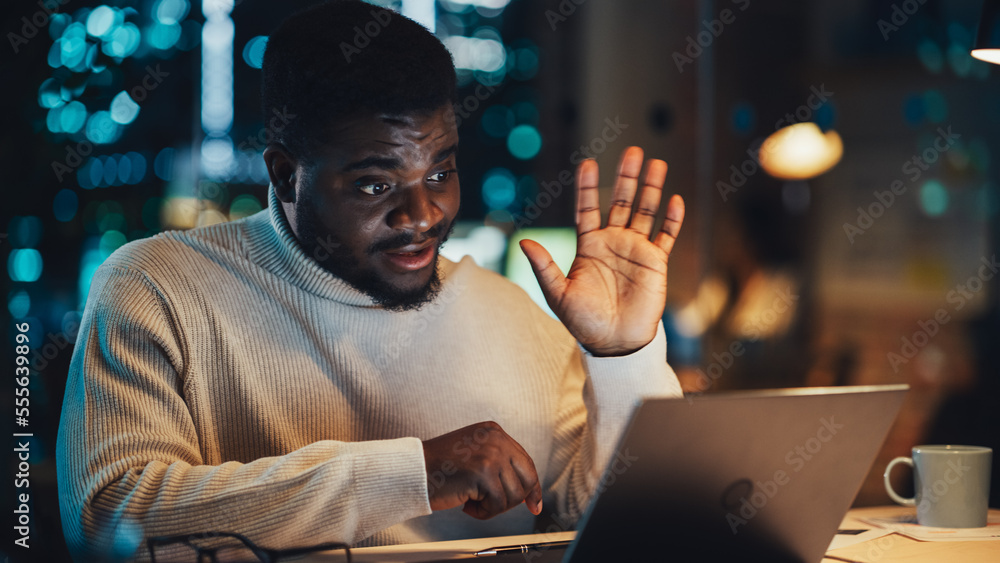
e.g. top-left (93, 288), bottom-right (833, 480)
top-left (261, 0), bottom-right (457, 160)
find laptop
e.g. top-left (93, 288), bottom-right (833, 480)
top-left (561, 384), bottom-right (908, 562)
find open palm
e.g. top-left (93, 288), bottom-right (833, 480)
top-left (520, 147), bottom-right (685, 356)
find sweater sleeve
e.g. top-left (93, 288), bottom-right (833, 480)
top-left (543, 321), bottom-right (682, 524)
top-left (55, 265), bottom-right (432, 562)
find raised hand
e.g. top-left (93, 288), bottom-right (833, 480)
top-left (423, 421), bottom-right (543, 519)
top-left (519, 146), bottom-right (685, 356)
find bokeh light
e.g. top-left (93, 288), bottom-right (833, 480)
top-left (482, 168), bottom-right (517, 209)
top-left (86, 111), bottom-right (122, 144)
top-left (38, 78), bottom-right (63, 108)
top-left (8, 250), bottom-right (43, 283)
top-left (481, 105), bottom-right (514, 138)
top-left (86, 6), bottom-right (117, 38)
top-left (8, 216), bottom-right (43, 248)
top-left (110, 91), bottom-right (140, 124)
top-left (99, 230), bottom-right (128, 255)
top-left (506, 124), bottom-right (542, 160)
top-left (154, 148), bottom-right (176, 180)
top-left (155, 0), bottom-right (191, 24)
top-left (916, 38), bottom-right (944, 74)
top-left (53, 189), bottom-right (79, 222)
top-left (103, 22), bottom-right (141, 58)
top-left (8, 290), bottom-right (31, 318)
top-left (242, 35), bottom-right (268, 69)
top-left (919, 180), bottom-right (950, 216)
top-left (229, 194), bottom-right (263, 220)
top-left (759, 122), bottom-right (843, 180)
top-left (149, 22), bottom-right (182, 50)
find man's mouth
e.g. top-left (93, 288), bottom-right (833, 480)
top-left (381, 241), bottom-right (437, 271)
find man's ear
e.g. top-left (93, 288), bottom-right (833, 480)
top-left (263, 144), bottom-right (298, 203)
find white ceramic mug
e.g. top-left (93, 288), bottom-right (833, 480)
top-left (883, 445), bottom-right (992, 528)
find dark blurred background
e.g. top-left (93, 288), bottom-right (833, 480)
top-left (2, 0), bottom-right (1000, 560)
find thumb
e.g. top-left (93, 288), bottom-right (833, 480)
top-left (519, 239), bottom-right (568, 308)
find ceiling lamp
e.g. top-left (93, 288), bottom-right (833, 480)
top-left (973, 0), bottom-right (1000, 64)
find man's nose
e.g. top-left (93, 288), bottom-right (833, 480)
top-left (388, 186), bottom-right (444, 233)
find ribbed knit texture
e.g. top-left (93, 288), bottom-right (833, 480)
top-left (56, 187), bottom-right (682, 561)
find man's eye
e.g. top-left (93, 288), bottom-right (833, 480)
top-left (428, 169), bottom-right (456, 182)
top-left (358, 183), bottom-right (390, 195)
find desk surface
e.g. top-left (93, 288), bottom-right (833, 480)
top-left (308, 506), bottom-right (999, 562)
top-left (822, 506), bottom-right (999, 563)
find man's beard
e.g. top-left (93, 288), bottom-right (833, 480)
top-left (304, 219), bottom-right (455, 312)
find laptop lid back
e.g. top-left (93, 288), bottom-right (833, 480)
top-left (564, 385), bottom-right (908, 563)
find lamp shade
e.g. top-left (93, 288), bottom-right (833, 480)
top-left (972, 0), bottom-right (1000, 64)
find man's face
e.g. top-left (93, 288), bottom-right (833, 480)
top-left (282, 105), bottom-right (460, 310)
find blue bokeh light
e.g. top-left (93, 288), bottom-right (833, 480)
top-left (54, 189), bottom-right (79, 222)
top-left (125, 151), bottom-right (147, 184)
top-left (154, 147), bottom-right (175, 180)
top-left (110, 91), bottom-right (140, 124)
top-left (149, 21), bottom-right (182, 50)
top-left (506, 125), bottom-right (542, 160)
top-left (86, 111), bottom-right (122, 144)
top-left (242, 35), bottom-right (268, 69)
top-left (8, 216), bottom-right (43, 248)
top-left (38, 78), bottom-right (63, 108)
top-left (8, 249), bottom-right (43, 283)
top-left (919, 180), bottom-right (949, 216)
top-left (103, 22), bottom-right (140, 58)
top-left (155, 0), bottom-right (191, 25)
top-left (8, 290), bottom-right (31, 318)
top-left (86, 6), bottom-right (116, 38)
top-left (60, 100), bottom-right (87, 133)
top-left (482, 168), bottom-right (517, 210)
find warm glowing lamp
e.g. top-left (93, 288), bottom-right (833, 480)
top-left (758, 122), bottom-right (843, 181)
top-left (972, 0), bottom-right (1000, 64)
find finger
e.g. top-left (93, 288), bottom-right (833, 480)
top-left (498, 466), bottom-right (527, 513)
top-left (575, 159), bottom-right (601, 235)
top-left (606, 146), bottom-right (644, 228)
top-left (653, 194), bottom-right (685, 256)
top-left (519, 239), bottom-right (568, 310)
top-left (466, 477), bottom-right (505, 519)
top-left (629, 159), bottom-right (667, 236)
top-left (494, 429), bottom-right (543, 516)
top-left (510, 454), bottom-right (543, 515)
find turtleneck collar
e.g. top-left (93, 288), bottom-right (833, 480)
top-left (242, 185), bottom-right (454, 306)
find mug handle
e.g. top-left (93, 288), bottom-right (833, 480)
top-left (883, 456), bottom-right (916, 506)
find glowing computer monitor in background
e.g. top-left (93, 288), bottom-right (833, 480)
top-left (504, 227), bottom-right (578, 318)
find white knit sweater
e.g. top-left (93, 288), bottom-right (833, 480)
top-left (56, 187), bottom-right (681, 561)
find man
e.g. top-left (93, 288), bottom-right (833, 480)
top-left (56, 1), bottom-right (686, 560)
